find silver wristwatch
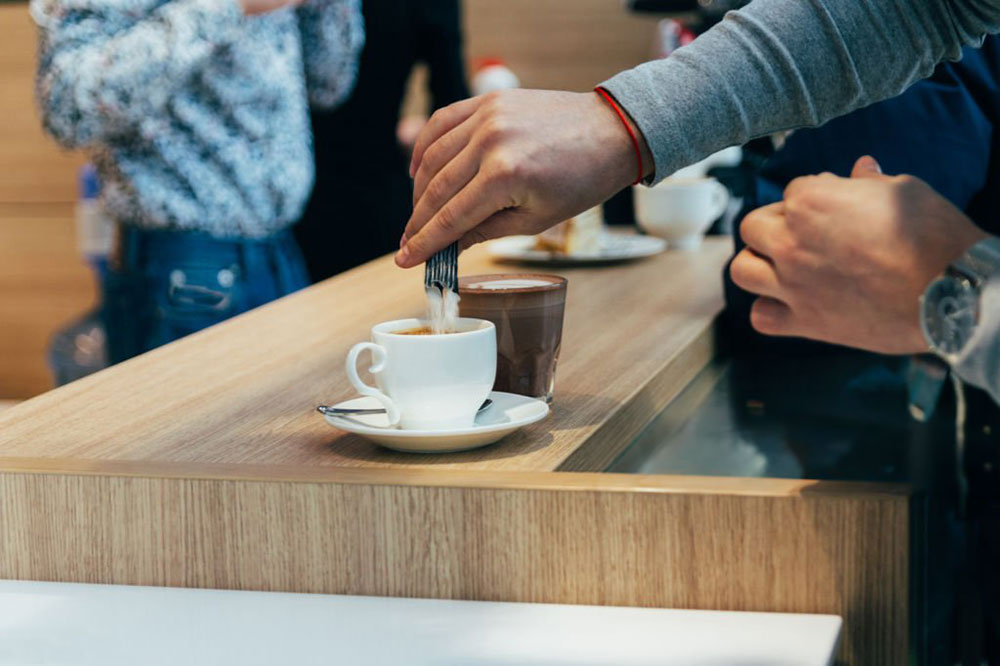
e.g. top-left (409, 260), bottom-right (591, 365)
top-left (920, 237), bottom-right (1000, 364)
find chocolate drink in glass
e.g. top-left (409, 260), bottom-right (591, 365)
top-left (458, 274), bottom-right (567, 403)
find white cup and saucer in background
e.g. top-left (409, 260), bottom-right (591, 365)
top-left (322, 317), bottom-right (549, 453)
top-left (633, 146), bottom-right (740, 250)
top-left (633, 177), bottom-right (730, 250)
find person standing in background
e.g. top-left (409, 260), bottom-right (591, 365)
top-left (295, 0), bottom-right (468, 282)
top-left (722, 38), bottom-right (1000, 664)
top-left (31, 0), bottom-right (364, 363)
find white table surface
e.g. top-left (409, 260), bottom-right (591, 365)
top-left (0, 581), bottom-right (841, 665)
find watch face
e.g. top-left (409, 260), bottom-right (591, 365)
top-left (922, 277), bottom-right (979, 356)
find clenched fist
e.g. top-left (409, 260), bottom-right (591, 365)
top-left (730, 156), bottom-right (988, 355)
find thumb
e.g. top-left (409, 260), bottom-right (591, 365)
top-left (851, 155), bottom-right (885, 179)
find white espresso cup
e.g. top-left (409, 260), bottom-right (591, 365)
top-left (633, 177), bottom-right (729, 250)
top-left (345, 318), bottom-right (497, 430)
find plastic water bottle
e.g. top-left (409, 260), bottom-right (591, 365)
top-left (47, 165), bottom-right (111, 386)
top-left (74, 163), bottom-right (114, 263)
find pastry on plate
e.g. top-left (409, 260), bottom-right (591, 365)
top-left (534, 206), bottom-right (603, 255)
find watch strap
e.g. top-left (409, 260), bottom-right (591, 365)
top-left (951, 237), bottom-right (1000, 287)
top-left (907, 354), bottom-right (949, 422)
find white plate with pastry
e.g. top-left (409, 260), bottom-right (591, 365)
top-left (487, 206), bottom-right (666, 265)
top-left (488, 232), bottom-right (666, 265)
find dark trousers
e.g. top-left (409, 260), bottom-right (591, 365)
top-left (959, 386), bottom-right (1000, 665)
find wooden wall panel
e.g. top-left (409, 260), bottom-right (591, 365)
top-left (0, 5), bottom-right (83, 204)
top-left (0, 204), bottom-right (97, 398)
top-left (463, 0), bottom-right (662, 92)
top-left (404, 0), bottom-right (664, 116)
top-left (0, 5), bottom-right (90, 398)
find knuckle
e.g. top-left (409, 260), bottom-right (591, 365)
top-left (464, 228), bottom-right (492, 248)
top-left (423, 175), bottom-right (450, 206)
top-left (729, 254), bottom-right (752, 288)
top-left (413, 164), bottom-right (433, 195)
top-left (784, 175), bottom-right (817, 203)
top-left (422, 172), bottom-right (454, 208)
top-left (892, 174), bottom-right (923, 194)
top-left (739, 213), bottom-right (760, 244)
top-left (489, 152), bottom-right (523, 183)
top-left (749, 302), bottom-right (774, 334)
top-left (423, 141), bottom-right (445, 169)
top-left (403, 232), bottom-right (426, 256)
top-left (479, 117), bottom-right (510, 147)
top-left (433, 206), bottom-right (458, 235)
top-left (783, 195), bottom-right (812, 223)
top-left (782, 177), bottom-right (804, 201)
top-left (481, 90), bottom-right (504, 107)
top-left (749, 300), bottom-right (783, 335)
top-left (427, 107), bottom-right (447, 126)
top-left (478, 92), bottom-right (505, 119)
top-left (771, 238), bottom-right (797, 265)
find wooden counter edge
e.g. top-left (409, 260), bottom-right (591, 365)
top-left (0, 455), bottom-right (911, 499)
top-left (0, 456), bottom-right (913, 664)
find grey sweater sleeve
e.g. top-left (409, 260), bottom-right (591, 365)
top-left (954, 277), bottom-right (1000, 403)
top-left (602, 0), bottom-right (1000, 182)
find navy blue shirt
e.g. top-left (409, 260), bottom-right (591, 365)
top-left (726, 38), bottom-right (1000, 347)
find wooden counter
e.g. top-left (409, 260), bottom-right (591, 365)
top-left (0, 238), bottom-right (915, 664)
top-left (0, 238), bottom-right (727, 473)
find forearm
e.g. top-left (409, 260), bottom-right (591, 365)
top-left (33, 0), bottom-right (243, 148)
top-left (954, 277), bottom-right (1000, 404)
top-left (298, 0), bottom-right (363, 109)
top-left (602, 0), bottom-right (1000, 182)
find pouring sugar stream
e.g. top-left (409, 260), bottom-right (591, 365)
top-left (425, 285), bottom-right (461, 334)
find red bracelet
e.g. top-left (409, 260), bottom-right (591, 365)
top-left (594, 86), bottom-right (644, 186)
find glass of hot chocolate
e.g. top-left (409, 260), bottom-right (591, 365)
top-left (458, 274), bottom-right (567, 404)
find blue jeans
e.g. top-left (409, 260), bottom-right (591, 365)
top-left (102, 226), bottom-right (309, 364)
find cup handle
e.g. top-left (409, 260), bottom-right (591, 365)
top-left (345, 342), bottom-right (400, 426)
top-left (709, 180), bottom-right (730, 220)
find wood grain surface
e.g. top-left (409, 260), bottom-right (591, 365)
top-left (0, 238), bottom-right (731, 473)
top-left (463, 0), bottom-right (664, 92)
top-left (0, 466), bottom-right (912, 664)
top-left (0, 6), bottom-right (84, 204)
top-left (0, 238), bottom-right (917, 664)
top-left (1, 3), bottom-right (91, 397)
top-left (403, 0), bottom-right (665, 117)
top-left (0, 203), bottom-right (97, 398)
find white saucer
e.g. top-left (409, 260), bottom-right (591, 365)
top-left (322, 391), bottom-right (549, 453)
top-left (487, 231), bottom-right (666, 265)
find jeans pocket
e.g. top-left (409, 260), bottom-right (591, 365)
top-left (151, 264), bottom-right (243, 343)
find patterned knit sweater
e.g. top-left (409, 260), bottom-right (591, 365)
top-left (32, 0), bottom-right (363, 237)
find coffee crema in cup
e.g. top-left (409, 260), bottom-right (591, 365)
top-left (459, 274), bottom-right (567, 403)
top-left (395, 326), bottom-right (452, 336)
